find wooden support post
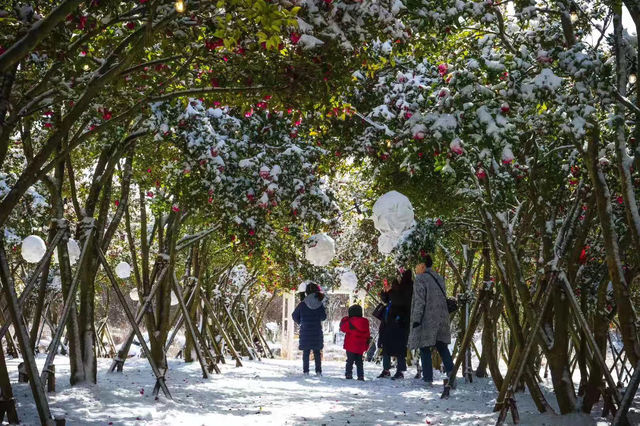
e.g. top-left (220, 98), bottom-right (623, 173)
top-left (40, 222), bottom-right (95, 385)
top-left (109, 267), bottom-right (166, 372)
top-left (558, 272), bottom-right (622, 406)
top-left (446, 289), bottom-right (487, 391)
top-left (222, 305), bottom-right (256, 360)
top-left (46, 365), bottom-right (55, 393)
top-left (494, 279), bottom-right (555, 418)
top-left (0, 343), bottom-right (19, 424)
top-left (96, 248), bottom-right (172, 399)
top-left (200, 291), bottom-right (243, 367)
top-left (612, 361), bottom-right (640, 426)
top-left (0, 241), bottom-right (54, 425)
top-left (170, 273), bottom-right (218, 376)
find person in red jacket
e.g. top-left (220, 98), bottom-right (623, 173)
top-left (339, 304), bottom-right (371, 381)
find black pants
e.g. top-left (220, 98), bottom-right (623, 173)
top-left (345, 351), bottom-right (364, 379)
top-left (303, 349), bottom-right (321, 373)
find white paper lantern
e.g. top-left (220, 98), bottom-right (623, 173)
top-left (378, 233), bottom-right (399, 254)
top-left (67, 239), bottom-right (81, 265)
top-left (304, 233), bottom-right (336, 267)
top-left (170, 292), bottom-right (179, 306)
top-left (115, 262), bottom-right (131, 279)
top-left (129, 288), bottom-right (140, 302)
top-left (21, 235), bottom-right (47, 263)
top-left (52, 239), bottom-right (81, 265)
top-left (297, 281), bottom-right (309, 293)
top-left (339, 270), bottom-right (358, 292)
top-left (372, 191), bottom-right (414, 236)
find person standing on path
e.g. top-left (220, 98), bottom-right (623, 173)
top-left (377, 270), bottom-right (413, 379)
top-left (340, 304), bottom-right (371, 380)
top-left (292, 282), bottom-right (327, 375)
top-left (408, 255), bottom-right (454, 385)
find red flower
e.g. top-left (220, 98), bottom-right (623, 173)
top-left (114, 200), bottom-right (120, 207)
top-left (126, 22), bottom-right (136, 30)
top-left (616, 195), bottom-right (624, 205)
top-left (290, 32), bottom-right (301, 44)
top-left (579, 247), bottom-right (588, 265)
top-left (102, 110), bottom-right (112, 120)
top-left (78, 15), bottom-right (88, 30)
top-left (146, 191), bottom-right (154, 198)
top-left (248, 229), bottom-right (255, 236)
top-left (171, 204), bottom-right (180, 212)
top-left (438, 63), bottom-right (448, 76)
top-left (404, 112), bottom-right (413, 119)
top-left (420, 250), bottom-right (427, 258)
top-left (44, 123), bottom-right (53, 128)
top-left (476, 168), bottom-right (487, 179)
top-left (501, 103), bottom-right (510, 114)
top-left (211, 78), bottom-right (220, 87)
top-left (435, 218), bottom-right (443, 227)
top-left (283, 226), bottom-right (289, 233)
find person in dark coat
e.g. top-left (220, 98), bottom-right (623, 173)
top-left (292, 282), bottom-right (327, 375)
top-left (377, 270), bottom-right (413, 379)
top-left (409, 255), bottom-right (453, 385)
top-left (339, 304), bottom-right (371, 380)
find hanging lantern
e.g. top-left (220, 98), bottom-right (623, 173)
top-left (129, 288), bottom-right (140, 302)
top-left (339, 270), bottom-right (358, 292)
top-left (372, 191), bottom-right (414, 236)
top-left (377, 233), bottom-right (398, 255)
top-left (297, 281), bottom-right (309, 293)
top-left (21, 235), bottom-right (46, 263)
top-left (52, 239), bottom-right (81, 265)
top-left (304, 233), bottom-right (335, 267)
top-left (67, 239), bottom-right (81, 265)
top-left (115, 262), bottom-right (131, 279)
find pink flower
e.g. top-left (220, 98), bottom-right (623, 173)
top-left (102, 110), bottom-right (112, 120)
top-left (616, 195), bottom-right (624, 205)
top-left (244, 108), bottom-right (253, 118)
top-left (290, 32), bottom-right (301, 44)
top-left (413, 132), bottom-right (425, 140)
top-left (171, 204), bottom-right (180, 212)
top-left (248, 229), bottom-right (255, 236)
top-left (404, 112), bottom-right (413, 119)
top-left (435, 218), bottom-right (443, 227)
top-left (44, 123), bottom-right (53, 128)
top-left (438, 63), bottom-right (448, 76)
top-left (146, 191), bottom-right (153, 198)
top-left (476, 168), bottom-right (487, 179)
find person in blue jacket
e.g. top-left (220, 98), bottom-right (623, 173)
top-left (292, 282), bottom-right (327, 375)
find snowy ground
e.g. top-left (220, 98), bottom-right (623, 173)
top-left (6, 352), bottom-right (636, 425)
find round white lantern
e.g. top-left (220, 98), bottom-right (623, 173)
top-left (21, 235), bottom-right (47, 263)
top-left (170, 292), bottom-right (179, 306)
top-left (378, 233), bottom-right (399, 255)
top-left (372, 191), bottom-right (414, 236)
top-left (297, 281), bottom-right (309, 293)
top-left (129, 288), bottom-right (140, 302)
top-left (115, 261), bottom-right (131, 279)
top-left (339, 270), bottom-right (358, 292)
top-left (304, 233), bottom-right (336, 267)
top-left (67, 239), bottom-right (81, 265)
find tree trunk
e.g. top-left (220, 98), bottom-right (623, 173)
top-left (585, 123), bottom-right (640, 366)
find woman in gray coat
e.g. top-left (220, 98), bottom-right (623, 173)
top-left (408, 255), bottom-right (454, 385)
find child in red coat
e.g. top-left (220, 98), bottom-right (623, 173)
top-left (339, 304), bottom-right (371, 380)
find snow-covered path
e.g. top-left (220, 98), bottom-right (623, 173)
top-left (5, 356), bottom-right (619, 425)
